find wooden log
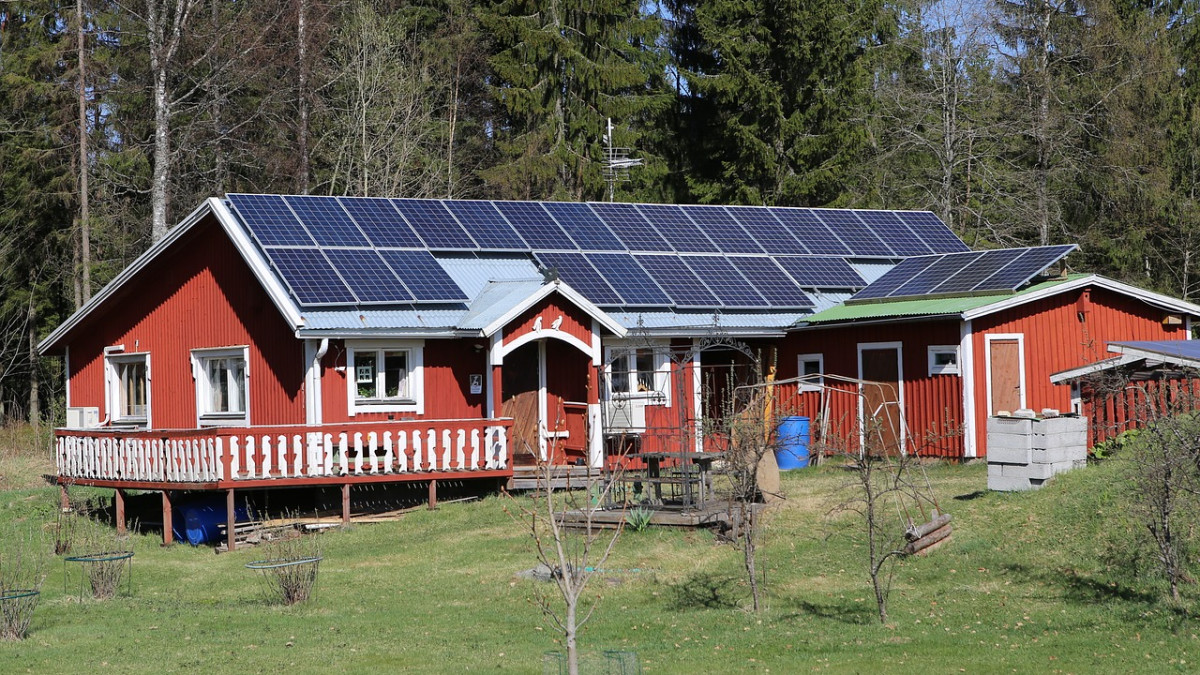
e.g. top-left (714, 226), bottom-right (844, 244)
top-left (903, 523), bottom-right (952, 555)
top-left (905, 512), bottom-right (953, 541)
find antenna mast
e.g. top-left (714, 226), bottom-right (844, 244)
top-left (602, 118), bottom-right (643, 202)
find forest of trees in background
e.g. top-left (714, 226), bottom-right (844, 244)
top-left (1, 0), bottom-right (1198, 423)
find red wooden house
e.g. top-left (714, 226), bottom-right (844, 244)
top-left (37, 194), bottom-right (1200, 545)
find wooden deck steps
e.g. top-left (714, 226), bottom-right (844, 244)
top-left (508, 465), bottom-right (603, 491)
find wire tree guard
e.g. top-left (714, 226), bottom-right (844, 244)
top-left (62, 550), bottom-right (134, 600)
top-left (246, 556), bottom-right (322, 605)
top-left (0, 589), bottom-right (41, 640)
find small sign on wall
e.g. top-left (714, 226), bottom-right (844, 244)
top-left (356, 365), bottom-right (374, 384)
top-left (469, 374), bottom-right (483, 395)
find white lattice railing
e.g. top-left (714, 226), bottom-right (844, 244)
top-left (55, 419), bottom-right (512, 483)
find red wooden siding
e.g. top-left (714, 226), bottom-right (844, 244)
top-left (62, 215), bottom-right (305, 428)
top-left (502, 296), bottom-right (592, 347)
top-left (970, 287), bottom-right (1187, 454)
top-left (780, 321), bottom-right (966, 457)
top-left (320, 339), bottom-right (487, 422)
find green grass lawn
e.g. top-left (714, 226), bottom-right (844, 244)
top-left (0, 456), bottom-right (1196, 673)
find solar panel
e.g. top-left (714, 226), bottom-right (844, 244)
top-left (591, 203), bottom-right (672, 251)
top-left (774, 256), bottom-right (866, 288)
top-left (980, 245), bottom-right (1075, 291)
top-left (338, 197), bottom-right (424, 248)
top-left (728, 257), bottom-right (814, 307)
top-left (323, 249), bottom-right (413, 303)
top-left (636, 204), bottom-right (718, 253)
top-left (533, 252), bottom-right (622, 305)
top-left (282, 196), bottom-right (369, 247)
top-left (392, 199), bottom-right (477, 250)
top-left (850, 256), bottom-right (943, 300)
top-left (812, 210), bottom-right (894, 256)
top-left (895, 212), bottom-right (971, 253)
top-left (228, 194), bottom-right (315, 247)
top-left (856, 211), bottom-right (933, 256)
top-left (264, 247), bottom-right (356, 305)
top-left (681, 256), bottom-right (769, 307)
top-left (679, 206), bottom-right (764, 254)
top-left (493, 201), bottom-right (575, 250)
top-left (377, 250), bottom-right (468, 302)
top-left (891, 251), bottom-right (987, 297)
top-left (636, 254), bottom-right (720, 307)
top-left (769, 208), bottom-right (852, 256)
top-left (726, 206), bottom-right (810, 255)
top-left (929, 248), bottom-right (1028, 295)
top-left (543, 202), bottom-right (624, 250)
top-left (442, 201), bottom-right (527, 250)
top-left (589, 253), bottom-right (671, 305)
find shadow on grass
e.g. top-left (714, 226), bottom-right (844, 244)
top-left (952, 490), bottom-right (989, 501)
top-left (666, 572), bottom-right (740, 610)
top-left (782, 599), bottom-right (876, 625)
top-left (1000, 561), bottom-right (1170, 607)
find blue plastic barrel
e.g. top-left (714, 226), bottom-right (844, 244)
top-left (173, 496), bottom-right (251, 546)
top-left (775, 416), bottom-right (811, 470)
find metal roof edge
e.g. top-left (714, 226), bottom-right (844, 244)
top-left (295, 329), bottom-right (468, 340)
top-left (38, 201), bottom-right (216, 355)
top-left (962, 274), bottom-right (1200, 321)
top-left (209, 197), bottom-right (305, 329)
top-left (1048, 354), bottom-right (1141, 384)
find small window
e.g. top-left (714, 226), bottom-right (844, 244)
top-left (605, 345), bottom-right (669, 402)
top-left (797, 353), bottom-right (824, 392)
top-left (928, 346), bottom-right (960, 376)
top-left (192, 347), bottom-right (249, 425)
top-left (347, 341), bottom-right (425, 414)
top-left (105, 353), bottom-right (150, 426)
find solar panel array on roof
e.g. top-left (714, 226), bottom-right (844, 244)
top-left (226, 194), bottom-right (970, 309)
top-left (850, 245), bottom-right (1076, 302)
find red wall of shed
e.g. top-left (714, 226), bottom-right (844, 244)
top-left (969, 286), bottom-right (1187, 453)
top-left (64, 214), bottom-right (305, 428)
top-left (502, 296), bottom-right (593, 347)
top-left (781, 320), bottom-right (966, 457)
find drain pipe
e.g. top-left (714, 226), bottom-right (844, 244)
top-left (308, 338), bottom-right (329, 425)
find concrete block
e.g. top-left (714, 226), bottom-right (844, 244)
top-left (988, 446), bottom-right (1032, 465)
top-left (1030, 446), bottom-right (1072, 464)
top-left (1032, 431), bottom-right (1088, 449)
top-left (1072, 459), bottom-right (1088, 470)
top-left (990, 432), bottom-right (1033, 451)
top-left (1034, 416), bottom-right (1087, 435)
top-left (1002, 462), bottom-right (1068, 480)
top-left (989, 475), bottom-right (1033, 492)
top-left (988, 417), bottom-right (1033, 435)
top-left (987, 463), bottom-right (1005, 477)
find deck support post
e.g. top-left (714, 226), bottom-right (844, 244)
top-left (60, 484), bottom-right (70, 511)
top-left (161, 490), bottom-right (174, 546)
top-left (428, 479), bottom-right (438, 510)
top-left (226, 488), bottom-right (237, 552)
top-left (341, 483), bottom-right (351, 524)
top-left (115, 489), bottom-right (126, 535)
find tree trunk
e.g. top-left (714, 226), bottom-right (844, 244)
top-left (77, 0), bottom-right (91, 303)
top-left (297, 0), bottom-right (310, 194)
top-left (28, 300), bottom-right (39, 428)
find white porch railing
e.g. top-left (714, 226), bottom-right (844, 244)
top-left (55, 419), bottom-right (512, 484)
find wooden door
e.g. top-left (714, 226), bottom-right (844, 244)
top-left (502, 343), bottom-right (540, 461)
top-left (860, 347), bottom-right (903, 454)
top-left (989, 338), bottom-right (1022, 414)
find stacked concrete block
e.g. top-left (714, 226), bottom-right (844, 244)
top-left (987, 415), bottom-right (1088, 491)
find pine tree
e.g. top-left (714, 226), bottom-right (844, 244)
top-left (479, 0), bottom-right (668, 201)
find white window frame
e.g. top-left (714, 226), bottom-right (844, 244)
top-left (797, 353), bottom-right (824, 392)
top-left (191, 346), bottom-right (250, 427)
top-left (927, 345), bottom-right (960, 376)
top-left (104, 352), bottom-right (151, 428)
top-left (346, 340), bottom-right (425, 415)
top-left (603, 342), bottom-right (671, 407)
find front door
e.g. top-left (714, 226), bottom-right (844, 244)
top-left (988, 337), bottom-right (1023, 414)
top-left (860, 344), bottom-right (903, 455)
top-left (502, 343), bottom-right (541, 462)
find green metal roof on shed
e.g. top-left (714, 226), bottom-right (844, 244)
top-left (797, 275), bottom-right (1089, 325)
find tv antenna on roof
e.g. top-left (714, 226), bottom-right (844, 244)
top-left (602, 118), bottom-right (643, 202)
